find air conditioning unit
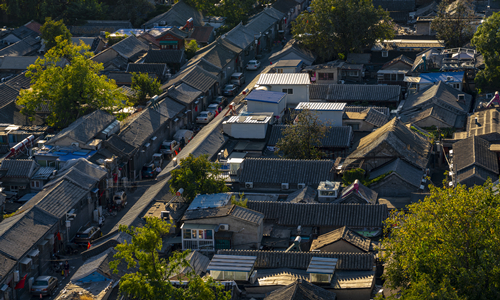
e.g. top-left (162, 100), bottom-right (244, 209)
top-left (281, 183), bottom-right (289, 190)
top-left (71, 142), bottom-right (79, 147)
top-left (19, 185), bottom-right (26, 190)
top-left (297, 183), bottom-right (306, 189)
top-left (458, 94), bottom-right (465, 101)
top-left (161, 211), bottom-right (170, 220)
top-left (446, 76), bottom-right (453, 81)
top-left (245, 182), bottom-right (253, 189)
top-left (219, 224), bottom-right (229, 231)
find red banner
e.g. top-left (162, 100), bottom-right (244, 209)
top-left (14, 275), bottom-right (27, 289)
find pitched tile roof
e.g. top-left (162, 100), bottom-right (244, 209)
top-left (403, 105), bottom-right (458, 127)
top-left (309, 84), bottom-right (401, 102)
top-left (0, 36), bottom-right (40, 56)
top-left (0, 56), bottom-right (39, 71)
top-left (155, 96), bottom-right (185, 118)
top-left (0, 159), bottom-right (37, 178)
top-left (0, 102), bottom-right (44, 125)
top-left (310, 226), bottom-right (372, 252)
top-left (265, 280), bottom-right (337, 300)
top-left (381, 54), bottom-right (414, 69)
top-left (239, 158), bottom-right (336, 185)
top-left (246, 202), bottom-right (388, 227)
top-left (268, 125), bottom-right (352, 148)
top-left (344, 118), bottom-right (431, 170)
top-left (369, 158), bottom-right (424, 189)
top-left (346, 53), bottom-right (371, 64)
top-left (31, 167), bottom-right (56, 180)
top-left (126, 63), bottom-right (168, 76)
top-left (137, 32), bottom-right (160, 48)
top-left (222, 23), bottom-right (255, 50)
top-left (190, 26), bottom-right (214, 43)
top-left (183, 204), bottom-right (264, 225)
top-left (216, 250), bottom-right (375, 271)
top-left (144, 49), bottom-right (185, 64)
top-left (5, 72), bottom-right (32, 91)
top-left (401, 81), bottom-right (472, 115)
top-left (269, 39), bottom-right (316, 66)
top-left (245, 10), bottom-right (281, 35)
top-left (0, 84), bottom-right (20, 109)
top-left (339, 179), bottom-right (378, 204)
top-left (11, 22), bottom-right (41, 39)
top-left (345, 106), bottom-right (390, 115)
top-left (58, 158), bottom-right (108, 181)
top-left (456, 165), bottom-right (498, 184)
top-left (286, 186), bottom-right (317, 203)
top-left (33, 179), bottom-right (89, 219)
top-left (273, 0), bottom-right (300, 14)
top-left (0, 207), bottom-right (58, 260)
top-left (144, 0), bottom-right (204, 27)
top-left (46, 110), bottom-right (115, 146)
top-left (0, 253), bottom-right (16, 279)
top-left (108, 35), bottom-right (149, 61)
top-left (118, 108), bottom-right (168, 150)
top-left (465, 108), bottom-right (500, 139)
top-left (105, 135), bottom-right (136, 157)
top-left (363, 108), bottom-right (390, 127)
top-left (454, 136), bottom-right (498, 174)
top-left (162, 65), bottom-right (218, 92)
top-left (167, 82), bottom-right (202, 105)
top-left (186, 38), bottom-right (240, 70)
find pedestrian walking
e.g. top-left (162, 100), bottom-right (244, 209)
top-left (64, 261), bottom-right (70, 278)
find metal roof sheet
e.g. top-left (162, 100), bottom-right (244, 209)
top-left (257, 73), bottom-right (310, 85)
top-left (307, 257), bottom-right (338, 274)
top-left (245, 90), bottom-right (287, 103)
top-left (296, 102), bottom-right (346, 111)
top-left (226, 115), bottom-right (272, 124)
top-left (207, 254), bottom-right (257, 272)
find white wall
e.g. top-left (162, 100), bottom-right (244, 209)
top-left (222, 122), bottom-right (268, 139)
top-left (247, 97), bottom-right (287, 117)
top-left (269, 84), bottom-right (309, 106)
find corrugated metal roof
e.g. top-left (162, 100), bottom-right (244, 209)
top-left (188, 193), bottom-right (232, 210)
top-left (257, 73), bottom-right (310, 85)
top-left (207, 254), bottom-right (257, 272)
top-left (246, 90), bottom-right (287, 103)
top-left (226, 115), bottom-right (272, 124)
top-left (296, 102), bottom-right (346, 111)
top-left (307, 257), bottom-right (338, 274)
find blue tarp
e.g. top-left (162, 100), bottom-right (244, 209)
top-left (419, 71), bottom-right (464, 84)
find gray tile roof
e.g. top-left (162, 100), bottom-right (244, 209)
top-left (332, 270), bottom-right (375, 289)
top-left (222, 23), bottom-right (255, 50)
top-left (11, 23), bottom-right (40, 39)
top-left (157, 27), bottom-right (189, 39)
top-left (190, 26), bottom-right (214, 43)
top-left (186, 38), bottom-right (240, 70)
top-left (265, 280), bottom-right (337, 300)
top-left (216, 250), bottom-right (375, 271)
top-left (69, 20), bottom-right (133, 36)
top-left (55, 162), bottom-right (104, 187)
top-left (143, 49), bottom-right (185, 64)
top-left (239, 158), bottom-right (336, 185)
top-left (246, 202), bottom-right (388, 227)
top-left (46, 110), bottom-right (115, 146)
top-left (109, 35), bottom-right (149, 61)
top-left (144, 0), bottom-right (204, 27)
top-left (118, 108), bottom-right (168, 150)
top-left (0, 253), bottom-right (16, 279)
top-left (188, 58), bottom-right (222, 76)
top-left (245, 10), bottom-right (281, 36)
top-left (0, 159), bottom-right (37, 178)
top-left (309, 84), bottom-right (401, 102)
top-left (310, 226), bottom-right (371, 252)
top-left (381, 54), bottom-right (414, 70)
top-left (369, 158), bottom-right (424, 189)
top-left (344, 118), bottom-right (431, 170)
top-left (344, 106), bottom-right (390, 116)
top-left (346, 53), bottom-right (371, 64)
top-left (269, 39), bottom-right (316, 66)
top-left (5, 72), bottom-right (31, 91)
top-left (456, 165), bottom-right (498, 184)
top-left (0, 36), bottom-right (40, 56)
top-left (72, 248), bottom-right (123, 282)
top-left (0, 207), bottom-right (58, 260)
top-left (268, 125), bottom-right (352, 148)
top-left (403, 105), bottom-right (457, 127)
top-left (0, 83), bottom-right (20, 109)
top-left (465, 109), bottom-right (500, 139)
top-left (162, 65), bottom-right (218, 92)
top-left (119, 85), bottom-right (137, 98)
top-left (454, 136), bottom-right (498, 174)
top-left (126, 63), bottom-right (167, 76)
top-left (363, 108), bottom-right (389, 127)
top-left (105, 135), bottom-right (136, 157)
top-left (31, 167), bottom-right (55, 180)
top-left (339, 179), bottom-right (378, 204)
top-left (401, 81), bottom-right (472, 115)
top-left (286, 186), bottom-right (317, 203)
top-left (34, 179), bottom-right (89, 219)
top-left (167, 83), bottom-right (202, 105)
top-left (0, 102), bottom-right (44, 126)
top-left (183, 204), bottom-right (264, 225)
top-left (155, 96), bottom-right (185, 119)
top-left (272, 0), bottom-right (299, 13)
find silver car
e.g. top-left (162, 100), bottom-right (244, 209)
top-left (31, 276), bottom-right (58, 296)
top-left (196, 111), bottom-right (214, 123)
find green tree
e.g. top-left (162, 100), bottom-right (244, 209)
top-left (381, 180), bottom-right (500, 299)
top-left (185, 39), bottom-right (199, 60)
top-left (472, 12), bottom-right (500, 90)
top-left (17, 36), bottom-right (126, 128)
top-left (40, 17), bottom-right (72, 51)
top-left (169, 154), bottom-right (229, 202)
top-left (431, 0), bottom-right (475, 48)
top-left (292, 0), bottom-right (394, 61)
top-left (110, 217), bottom-right (231, 300)
top-left (275, 109), bottom-right (328, 159)
top-left (131, 72), bottom-right (162, 106)
top-left (231, 193), bottom-right (248, 208)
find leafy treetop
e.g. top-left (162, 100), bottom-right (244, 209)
top-left (131, 72), bottom-right (162, 106)
top-left (472, 11), bottom-right (500, 90)
top-left (40, 17), bottom-right (72, 51)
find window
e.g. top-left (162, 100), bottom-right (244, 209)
top-left (183, 229), bottom-right (191, 239)
top-left (391, 74), bottom-right (397, 81)
top-left (31, 181), bottom-right (40, 188)
top-left (310, 273), bottom-right (331, 283)
top-left (276, 68), bottom-right (283, 73)
top-left (347, 70), bottom-right (358, 77)
top-left (318, 73), bottom-right (334, 80)
top-left (205, 230), bottom-right (213, 239)
top-left (10, 185), bottom-right (19, 192)
top-left (198, 230), bottom-right (204, 239)
top-left (397, 74), bottom-right (404, 81)
top-left (192, 230), bottom-right (197, 239)
top-left (382, 50), bottom-right (388, 57)
top-left (452, 83), bottom-right (460, 89)
top-left (320, 190), bottom-right (335, 196)
top-left (346, 123), bottom-right (360, 130)
top-left (384, 74), bottom-right (391, 81)
top-left (282, 88), bottom-right (293, 94)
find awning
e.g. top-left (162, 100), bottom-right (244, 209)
top-left (207, 255), bottom-right (257, 272)
top-left (28, 249), bottom-right (39, 257)
top-left (19, 257), bottom-right (32, 265)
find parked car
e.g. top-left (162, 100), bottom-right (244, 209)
top-left (246, 60), bottom-right (261, 70)
top-left (160, 140), bottom-right (180, 156)
top-left (73, 226), bottom-right (101, 244)
top-left (207, 103), bottom-right (221, 114)
top-left (230, 72), bottom-right (245, 86)
top-left (213, 96), bottom-right (227, 107)
top-left (222, 84), bottom-right (238, 96)
top-left (196, 111), bottom-right (214, 123)
top-left (152, 153), bottom-right (163, 167)
top-left (113, 191), bottom-right (127, 208)
top-left (31, 276), bottom-right (58, 296)
top-left (142, 164), bottom-right (155, 179)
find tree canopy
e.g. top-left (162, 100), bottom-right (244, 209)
top-left (275, 109), bottom-right (328, 159)
top-left (381, 180), bottom-right (500, 299)
top-left (110, 217), bottom-right (231, 300)
top-left (17, 37), bottom-right (126, 128)
top-left (431, 0), bottom-right (475, 48)
top-left (40, 17), bottom-right (72, 51)
top-left (131, 72), bottom-right (162, 106)
top-left (472, 11), bottom-right (500, 90)
top-left (169, 154), bottom-right (229, 202)
top-left (292, 0), bottom-right (394, 61)
top-left (185, 40), bottom-right (200, 60)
